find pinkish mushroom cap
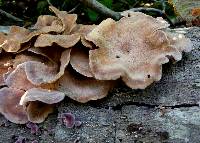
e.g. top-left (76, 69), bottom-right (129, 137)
top-left (71, 24), bottom-right (96, 48)
top-left (58, 69), bottom-right (116, 103)
top-left (5, 63), bottom-right (36, 90)
top-left (20, 88), bottom-right (65, 123)
top-left (34, 34), bottom-right (80, 48)
top-left (33, 15), bottom-right (61, 30)
top-left (0, 54), bottom-right (13, 86)
top-left (49, 6), bottom-right (77, 34)
top-left (0, 87), bottom-right (28, 124)
top-left (70, 47), bottom-right (93, 77)
top-left (28, 46), bottom-right (64, 64)
top-left (86, 12), bottom-right (191, 89)
top-left (0, 26), bottom-right (30, 52)
top-left (25, 49), bottom-right (71, 85)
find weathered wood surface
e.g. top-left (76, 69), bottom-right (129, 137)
top-left (0, 27), bottom-right (199, 143)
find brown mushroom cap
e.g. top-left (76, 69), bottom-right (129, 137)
top-left (20, 88), bottom-right (65, 123)
top-left (25, 101), bottom-right (54, 123)
top-left (71, 24), bottom-right (96, 48)
top-left (13, 53), bottom-right (45, 68)
top-left (70, 47), bottom-right (93, 77)
top-left (58, 69), bottom-right (115, 103)
top-left (5, 63), bottom-right (36, 90)
top-left (25, 49), bottom-right (71, 85)
top-left (86, 13), bottom-right (190, 89)
top-left (0, 26), bottom-right (30, 52)
top-left (33, 15), bottom-right (61, 30)
top-left (34, 34), bottom-right (80, 48)
top-left (20, 88), bottom-right (65, 105)
top-left (49, 6), bottom-right (77, 34)
top-left (0, 54), bottom-right (13, 86)
top-left (0, 87), bottom-right (28, 124)
top-left (28, 46), bottom-right (64, 64)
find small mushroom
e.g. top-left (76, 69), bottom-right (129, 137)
top-left (20, 88), bottom-right (65, 123)
top-left (32, 15), bottom-right (61, 31)
top-left (86, 13), bottom-right (191, 89)
top-left (58, 69), bottom-right (116, 103)
top-left (70, 47), bottom-right (93, 77)
top-left (34, 34), bottom-right (80, 48)
top-left (0, 87), bottom-right (28, 124)
top-left (49, 6), bottom-right (77, 34)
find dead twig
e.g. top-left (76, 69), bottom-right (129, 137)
top-left (68, 4), bottom-right (81, 13)
top-left (78, 0), bottom-right (122, 20)
top-left (78, 0), bottom-right (174, 26)
top-left (0, 9), bottom-right (23, 22)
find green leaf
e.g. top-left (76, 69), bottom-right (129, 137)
top-left (87, 9), bottom-right (99, 22)
top-left (98, 0), bottom-right (113, 9)
top-left (36, 0), bottom-right (48, 15)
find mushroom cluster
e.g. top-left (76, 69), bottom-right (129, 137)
top-left (0, 6), bottom-right (192, 124)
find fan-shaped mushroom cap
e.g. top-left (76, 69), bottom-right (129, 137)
top-left (13, 53), bottom-right (45, 68)
top-left (0, 55), bottom-right (13, 85)
top-left (86, 13), bottom-right (191, 89)
top-left (58, 69), bottom-right (115, 103)
top-left (0, 87), bottom-right (28, 124)
top-left (28, 46), bottom-right (63, 64)
top-left (25, 49), bottom-right (71, 85)
top-left (5, 63), bottom-right (36, 90)
top-left (70, 47), bottom-right (93, 77)
top-left (0, 26), bottom-right (30, 52)
top-left (34, 34), bottom-right (80, 48)
top-left (164, 29), bottom-right (193, 52)
top-left (49, 6), bottom-right (77, 34)
top-left (20, 88), bottom-right (65, 123)
top-left (33, 15), bottom-right (60, 30)
top-left (71, 24), bottom-right (96, 48)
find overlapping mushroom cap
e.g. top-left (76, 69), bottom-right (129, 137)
top-left (0, 7), bottom-right (192, 124)
top-left (58, 68), bottom-right (116, 103)
top-left (0, 87), bottom-right (28, 124)
top-left (0, 26), bottom-right (30, 52)
top-left (20, 88), bottom-right (65, 123)
top-left (86, 12), bottom-right (192, 89)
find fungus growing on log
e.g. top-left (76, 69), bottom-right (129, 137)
top-left (0, 54), bottom-right (13, 86)
top-left (0, 6), bottom-right (192, 124)
top-left (71, 24), bottom-right (96, 48)
top-left (33, 15), bottom-right (61, 30)
top-left (70, 47), bottom-right (93, 77)
top-left (0, 87), bottom-right (28, 124)
top-left (34, 34), bottom-right (80, 48)
top-left (86, 12), bottom-right (192, 89)
top-left (20, 88), bottom-right (65, 123)
top-left (0, 26), bottom-right (30, 52)
top-left (25, 49), bottom-right (70, 85)
top-left (58, 69), bottom-right (116, 103)
top-left (49, 6), bottom-right (77, 34)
